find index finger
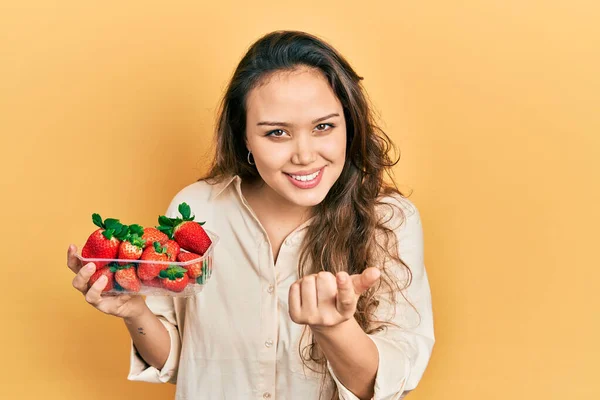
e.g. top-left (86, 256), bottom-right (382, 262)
top-left (67, 244), bottom-right (84, 273)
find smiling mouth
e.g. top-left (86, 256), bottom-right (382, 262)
top-left (285, 168), bottom-right (323, 182)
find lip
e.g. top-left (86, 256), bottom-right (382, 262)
top-left (284, 167), bottom-right (326, 176)
top-left (285, 167), bottom-right (325, 189)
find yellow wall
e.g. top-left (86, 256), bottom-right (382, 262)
top-left (1, 1), bottom-right (598, 399)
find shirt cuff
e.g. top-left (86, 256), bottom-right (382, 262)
top-left (127, 316), bottom-right (181, 384)
top-left (327, 335), bottom-right (409, 400)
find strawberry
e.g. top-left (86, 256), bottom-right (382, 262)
top-left (141, 227), bottom-right (169, 249)
top-left (113, 264), bottom-right (141, 292)
top-left (177, 252), bottom-right (203, 279)
top-left (82, 214), bottom-right (128, 268)
top-left (165, 240), bottom-right (180, 261)
top-left (159, 265), bottom-right (189, 292)
top-left (144, 277), bottom-right (163, 288)
top-left (137, 241), bottom-right (170, 281)
top-left (88, 266), bottom-right (115, 292)
top-left (157, 202), bottom-right (212, 255)
top-left (117, 224), bottom-right (146, 265)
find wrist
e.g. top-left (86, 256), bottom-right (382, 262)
top-left (123, 300), bottom-right (151, 323)
top-left (310, 317), bottom-right (358, 338)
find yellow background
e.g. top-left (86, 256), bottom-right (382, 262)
top-left (1, 1), bottom-right (598, 399)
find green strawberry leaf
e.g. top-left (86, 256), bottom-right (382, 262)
top-left (161, 265), bottom-right (188, 280)
top-left (129, 224), bottom-right (144, 236)
top-left (179, 203), bottom-right (192, 220)
top-left (102, 229), bottom-right (115, 240)
top-left (92, 213), bottom-right (104, 229)
top-left (114, 224), bottom-right (129, 241)
top-left (158, 215), bottom-right (174, 227)
top-left (104, 218), bottom-right (121, 230)
top-left (130, 234), bottom-right (146, 248)
top-left (153, 241), bottom-right (168, 254)
top-left (197, 221), bottom-right (205, 226)
top-left (156, 225), bottom-right (174, 239)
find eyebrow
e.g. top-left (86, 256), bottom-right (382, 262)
top-left (256, 113), bottom-right (340, 127)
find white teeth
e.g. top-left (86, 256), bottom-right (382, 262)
top-left (290, 170), bottom-right (320, 182)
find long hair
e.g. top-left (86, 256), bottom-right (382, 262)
top-left (201, 30), bottom-right (413, 399)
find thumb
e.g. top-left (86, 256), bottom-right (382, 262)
top-left (351, 267), bottom-right (381, 295)
top-left (335, 271), bottom-right (357, 314)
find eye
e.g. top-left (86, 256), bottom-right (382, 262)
top-left (266, 129), bottom-right (288, 138)
top-left (315, 123), bottom-right (334, 132)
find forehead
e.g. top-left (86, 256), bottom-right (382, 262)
top-left (246, 68), bottom-right (342, 122)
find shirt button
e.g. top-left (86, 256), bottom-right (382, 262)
top-left (285, 237), bottom-right (293, 246)
top-left (267, 284), bottom-right (274, 293)
top-left (263, 393), bottom-right (271, 399)
top-left (265, 339), bottom-right (274, 348)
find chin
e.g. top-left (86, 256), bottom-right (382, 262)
top-left (285, 191), bottom-right (328, 207)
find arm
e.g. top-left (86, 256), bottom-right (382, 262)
top-left (123, 304), bottom-right (171, 370)
top-left (127, 197), bottom-right (188, 383)
top-left (127, 295), bottom-right (184, 384)
top-left (312, 318), bottom-right (379, 400)
top-left (326, 199), bottom-right (435, 400)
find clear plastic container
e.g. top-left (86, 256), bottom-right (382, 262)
top-left (76, 230), bottom-right (218, 297)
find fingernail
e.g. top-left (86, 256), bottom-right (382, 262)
top-left (86, 263), bottom-right (96, 272)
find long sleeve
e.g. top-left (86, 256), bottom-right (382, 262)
top-left (329, 197), bottom-right (435, 399)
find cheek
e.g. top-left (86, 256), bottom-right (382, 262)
top-left (321, 130), bottom-right (347, 162)
top-left (253, 143), bottom-right (290, 171)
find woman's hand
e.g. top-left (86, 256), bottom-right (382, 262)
top-left (67, 244), bottom-right (148, 319)
top-left (288, 267), bottom-right (381, 332)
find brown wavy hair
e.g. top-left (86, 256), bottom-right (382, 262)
top-left (200, 30), bottom-right (413, 399)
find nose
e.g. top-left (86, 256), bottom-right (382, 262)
top-left (291, 134), bottom-right (317, 165)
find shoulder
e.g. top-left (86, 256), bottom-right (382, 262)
top-left (163, 179), bottom-right (225, 218)
top-left (376, 193), bottom-right (422, 233)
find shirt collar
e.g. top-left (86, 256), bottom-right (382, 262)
top-left (210, 174), bottom-right (314, 231)
top-left (210, 175), bottom-right (240, 200)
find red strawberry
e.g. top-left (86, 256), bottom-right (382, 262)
top-left (142, 227), bottom-right (168, 249)
top-left (137, 242), bottom-right (170, 281)
top-left (158, 202), bottom-right (212, 255)
top-left (82, 214), bottom-right (128, 268)
top-left (143, 277), bottom-right (163, 288)
top-left (88, 266), bottom-right (115, 292)
top-left (117, 225), bottom-right (146, 265)
top-left (165, 240), bottom-right (180, 261)
top-left (177, 252), bottom-right (203, 279)
top-left (159, 265), bottom-right (189, 292)
top-left (113, 264), bottom-right (141, 292)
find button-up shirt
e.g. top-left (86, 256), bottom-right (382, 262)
top-left (128, 175), bottom-right (434, 399)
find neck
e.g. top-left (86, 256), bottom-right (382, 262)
top-left (242, 179), bottom-right (312, 226)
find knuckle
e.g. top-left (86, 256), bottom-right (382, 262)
top-left (84, 292), bottom-right (96, 305)
top-left (307, 315), bottom-right (322, 326)
top-left (341, 299), bottom-right (354, 307)
top-left (72, 277), bottom-right (84, 292)
top-left (317, 271), bottom-right (330, 280)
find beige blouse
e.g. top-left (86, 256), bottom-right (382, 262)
top-left (127, 175), bottom-right (434, 400)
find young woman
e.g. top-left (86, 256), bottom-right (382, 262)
top-left (68, 30), bottom-right (434, 400)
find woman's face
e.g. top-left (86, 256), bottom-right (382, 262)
top-left (245, 67), bottom-right (347, 208)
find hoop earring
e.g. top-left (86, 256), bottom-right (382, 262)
top-left (247, 151), bottom-right (255, 166)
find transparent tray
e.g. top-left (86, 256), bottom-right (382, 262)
top-left (75, 230), bottom-right (218, 297)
